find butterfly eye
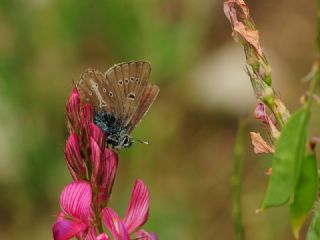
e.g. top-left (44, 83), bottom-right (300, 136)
top-left (109, 91), bottom-right (114, 97)
top-left (128, 92), bottom-right (135, 100)
top-left (135, 78), bottom-right (139, 82)
top-left (103, 88), bottom-right (106, 92)
top-left (130, 77), bottom-right (134, 81)
top-left (124, 79), bottom-right (129, 84)
top-left (118, 80), bottom-right (123, 85)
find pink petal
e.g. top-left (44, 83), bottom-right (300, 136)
top-left (102, 208), bottom-right (122, 239)
top-left (96, 233), bottom-right (109, 240)
top-left (118, 222), bottom-right (130, 240)
top-left (253, 103), bottom-right (280, 139)
top-left (60, 181), bottom-right (92, 224)
top-left (253, 103), bottom-right (268, 124)
top-left (65, 133), bottom-right (86, 180)
top-left (224, 0), bottom-right (263, 56)
top-left (90, 137), bottom-right (102, 183)
top-left (66, 88), bottom-right (81, 130)
top-left (83, 227), bottom-right (98, 240)
top-left (53, 219), bottom-right (87, 240)
top-left (90, 123), bottom-right (105, 150)
top-left (97, 149), bottom-right (119, 206)
top-left (56, 211), bottom-right (66, 221)
top-left (102, 208), bottom-right (129, 240)
top-left (250, 132), bottom-right (274, 154)
top-left (267, 117), bottom-right (280, 139)
top-left (149, 232), bottom-right (158, 240)
top-left (136, 230), bottom-right (158, 240)
top-left (81, 103), bottom-right (93, 143)
top-left (123, 179), bottom-right (150, 233)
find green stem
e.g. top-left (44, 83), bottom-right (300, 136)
top-left (305, 0), bottom-right (320, 112)
top-left (306, 0), bottom-right (320, 111)
top-left (317, 0), bottom-right (320, 53)
top-left (305, 63), bottom-right (320, 111)
top-left (269, 101), bottom-right (285, 128)
top-left (232, 118), bottom-right (247, 240)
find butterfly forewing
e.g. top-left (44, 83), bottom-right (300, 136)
top-left (77, 69), bottom-right (108, 112)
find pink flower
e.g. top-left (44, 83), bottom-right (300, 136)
top-left (55, 87), bottom-right (156, 240)
top-left (89, 128), bottom-right (119, 208)
top-left (254, 102), bottom-right (269, 125)
top-left (102, 180), bottom-right (157, 240)
top-left (90, 123), bottom-right (105, 150)
top-left (52, 181), bottom-right (97, 240)
top-left (253, 102), bottom-right (280, 141)
top-left (90, 137), bottom-right (103, 184)
top-left (81, 103), bottom-right (93, 144)
top-left (96, 233), bottom-right (109, 240)
top-left (66, 88), bottom-right (81, 131)
top-left (224, 0), bottom-right (263, 57)
top-left (96, 148), bottom-right (118, 208)
top-left (64, 133), bottom-right (86, 180)
top-left (250, 132), bottom-right (274, 154)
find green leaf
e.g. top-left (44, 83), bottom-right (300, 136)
top-left (290, 153), bottom-right (318, 239)
top-left (306, 204), bottom-right (320, 240)
top-left (262, 108), bottom-right (309, 209)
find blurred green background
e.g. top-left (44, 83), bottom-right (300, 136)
top-left (0, 0), bottom-right (318, 239)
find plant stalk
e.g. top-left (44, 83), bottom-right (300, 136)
top-left (232, 118), bottom-right (247, 240)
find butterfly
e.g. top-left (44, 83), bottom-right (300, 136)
top-left (76, 61), bottom-right (159, 149)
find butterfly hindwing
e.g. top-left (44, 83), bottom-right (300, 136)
top-left (104, 61), bottom-right (152, 128)
top-left (126, 84), bottom-right (160, 133)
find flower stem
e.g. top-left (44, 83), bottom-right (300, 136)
top-left (232, 117), bottom-right (247, 240)
top-left (304, 0), bottom-right (320, 112)
top-left (305, 61), bottom-right (320, 111)
top-left (317, 0), bottom-right (320, 54)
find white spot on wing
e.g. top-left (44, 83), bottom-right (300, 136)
top-left (89, 79), bottom-right (106, 108)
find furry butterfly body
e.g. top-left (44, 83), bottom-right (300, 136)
top-left (76, 61), bottom-right (159, 149)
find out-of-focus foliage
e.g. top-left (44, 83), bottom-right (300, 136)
top-left (0, 0), bottom-right (317, 239)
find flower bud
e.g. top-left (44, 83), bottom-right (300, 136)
top-left (90, 123), bottom-right (105, 150)
top-left (65, 133), bottom-right (86, 180)
top-left (66, 88), bottom-right (81, 131)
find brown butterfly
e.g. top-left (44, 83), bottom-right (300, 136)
top-left (76, 61), bottom-right (159, 149)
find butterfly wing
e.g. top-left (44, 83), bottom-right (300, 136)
top-left (126, 84), bottom-right (160, 133)
top-left (77, 69), bottom-right (121, 114)
top-left (76, 61), bottom-right (159, 133)
top-left (104, 61), bottom-right (158, 130)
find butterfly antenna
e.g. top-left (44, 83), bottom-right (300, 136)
top-left (133, 137), bottom-right (149, 145)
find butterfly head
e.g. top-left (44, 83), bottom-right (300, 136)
top-left (116, 132), bottom-right (133, 149)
